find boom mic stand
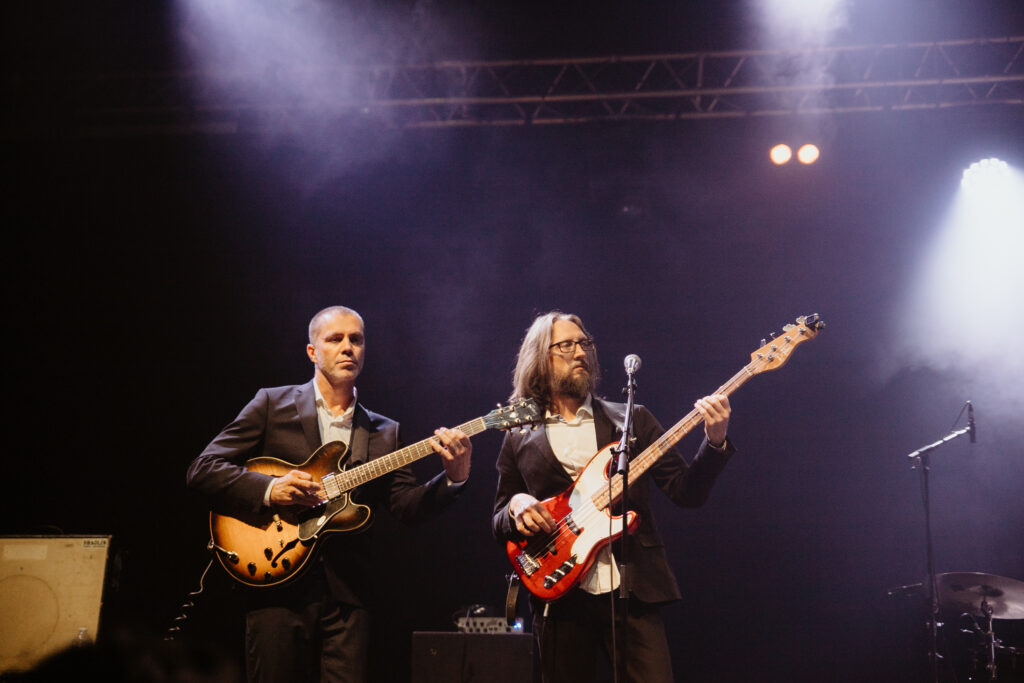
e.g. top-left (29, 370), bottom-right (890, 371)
top-left (610, 358), bottom-right (639, 683)
top-left (905, 401), bottom-right (976, 683)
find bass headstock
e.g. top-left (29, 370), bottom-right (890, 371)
top-left (748, 314), bottom-right (825, 374)
top-left (483, 397), bottom-right (543, 431)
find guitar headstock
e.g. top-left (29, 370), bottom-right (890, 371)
top-left (748, 314), bottom-right (825, 374)
top-left (484, 398), bottom-right (543, 431)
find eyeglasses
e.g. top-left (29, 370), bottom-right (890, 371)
top-left (548, 338), bottom-right (595, 355)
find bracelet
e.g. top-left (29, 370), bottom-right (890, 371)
top-left (708, 437), bottom-right (727, 451)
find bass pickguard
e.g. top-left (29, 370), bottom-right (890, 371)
top-left (507, 443), bottom-right (638, 601)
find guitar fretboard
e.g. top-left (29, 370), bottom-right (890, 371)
top-left (327, 417), bottom-right (487, 495)
top-left (591, 321), bottom-right (815, 510)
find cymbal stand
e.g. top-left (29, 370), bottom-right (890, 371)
top-left (981, 597), bottom-right (999, 681)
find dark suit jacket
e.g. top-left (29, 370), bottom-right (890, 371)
top-left (491, 396), bottom-right (734, 605)
top-left (187, 380), bottom-right (461, 606)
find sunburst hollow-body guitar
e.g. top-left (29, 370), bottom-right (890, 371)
top-left (211, 398), bottom-right (541, 587)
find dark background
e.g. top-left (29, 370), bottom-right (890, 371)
top-left (4, 1), bottom-right (1024, 681)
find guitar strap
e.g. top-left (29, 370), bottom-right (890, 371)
top-left (505, 572), bottom-right (522, 626)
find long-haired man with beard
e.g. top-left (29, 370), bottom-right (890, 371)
top-left (492, 311), bottom-right (734, 683)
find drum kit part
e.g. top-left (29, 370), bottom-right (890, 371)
top-left (938, 573), bottom-right (1024, 621)
top-left (899, 403), bottom-right (1022, 682)
top-left (936, 572), bottom-right (1024, 681)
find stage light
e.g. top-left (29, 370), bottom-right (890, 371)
top-left (770, 144), bottom-right (793, 165)
top-left (797, 144), bottom-right (820, 164)
top-left (897, 159), bottom-right (1024, 413)
top-left (961, 157), bottom-right (1010, 191)
top-left (755, 0), bottom-right (849, 49)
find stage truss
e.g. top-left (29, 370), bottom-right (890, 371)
top-left (8, 36), bottom-right (1023, 136)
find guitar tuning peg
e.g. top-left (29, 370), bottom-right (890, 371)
top-left (760, 338), bottom-right (767, 346)
top-left (497, 403), bottom-right (502, 408)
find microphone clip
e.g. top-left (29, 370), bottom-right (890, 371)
top-left (967, 400), bottom-right (976, 444)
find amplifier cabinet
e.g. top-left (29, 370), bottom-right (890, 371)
top-left (411, 631), bottom-right (533, 683)
top-left (0, 535), bottom-right (111, 674)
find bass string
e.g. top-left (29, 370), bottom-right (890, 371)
top-left (522, 359), bottom-right (764, 566)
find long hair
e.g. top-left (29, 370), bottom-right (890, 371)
top-left (511, 311), bottom-right (600, 408)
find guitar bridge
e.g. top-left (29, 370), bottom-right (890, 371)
top-left (516, 553), bottom-right (540, 577)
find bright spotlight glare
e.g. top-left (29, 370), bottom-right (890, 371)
top-left (797, 144), bottom-right (820, 164)
top-left (961, 157), bottom-right (1011, 191)
top-left (770, 144), bottom-right (793, 165)
top-left (759, 0), bottom-right (849, 45)
top-left (898, 162), bottom-right (1024, 404)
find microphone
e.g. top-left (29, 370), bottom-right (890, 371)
top-left (616, 354), bottom-right (642, 475)
top-left (967, 401), bottom-right (976, 443)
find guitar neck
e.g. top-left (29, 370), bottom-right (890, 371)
top-left (593, 362), bottom-right (756, 510)
top-left (335, 417), bottom-right (488, 491)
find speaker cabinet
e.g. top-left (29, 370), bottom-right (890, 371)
top-left (411, 631), bottom-right (533, 683)
top-left (0, 535), bottom-right (112, 674)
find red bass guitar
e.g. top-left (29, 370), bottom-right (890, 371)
top-left (506, 315), bottom-right (824, 601)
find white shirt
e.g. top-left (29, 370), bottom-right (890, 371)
top-left (313, 382), bottom-right (357, 447)
top-left (262, 383), bottom-right (357, 506)
top-left (544, 394), bottom-right (620, 594)
top-left (314, 383), bottom-right (465, 490)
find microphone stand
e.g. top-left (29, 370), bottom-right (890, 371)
top-left (610, 369), bottom-right (637, 683)
top-left (905, 416), bottom-right (975, 683)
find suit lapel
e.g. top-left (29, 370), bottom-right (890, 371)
top-left (592, 398), bottom-right (625, 448)
top-left (521, 396), bottom-right (629, 492)
top-left (348, 404), bottom-right (371, 467)
top-left (295, 381), bottom-right (321, 453)
top-left (523, 421), bottom-right (572, 487)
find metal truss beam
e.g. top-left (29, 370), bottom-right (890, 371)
top-left (348, 36), bottom-right (1024, 127)
top-left (8, 36), bottom-right (1023, 136)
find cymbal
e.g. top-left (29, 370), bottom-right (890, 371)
top-left (937, 572), bottom-right (1024, 620)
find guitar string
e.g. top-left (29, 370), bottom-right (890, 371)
top-left (322, 414), bottom-right (494, 496)
top-left (339, 403), bottom-right (540, 489)
top-left (321, 402), bottom-right (539, 497)
top-left (519, 407), bottom-right (721, 565)
top-left (517, 326), bottom-right (816, 585)
top-left (522, 366), bottom-right (752, 559)
top-left (335, 416), bottom-right (486, 490)
top-left (520, 412), bottom-right (720, 566)
top-left (248, 407), bottom-right (538, 576)
top-left (517, 352), bottom-right (776, 577)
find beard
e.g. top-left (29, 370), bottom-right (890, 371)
top-left (552, 365), bottom-right (593, 400)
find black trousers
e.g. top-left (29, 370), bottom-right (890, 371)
top-left (532, 590), bottom-right (673, 683)
top-left (243, 567), bottom-right (370, 683)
